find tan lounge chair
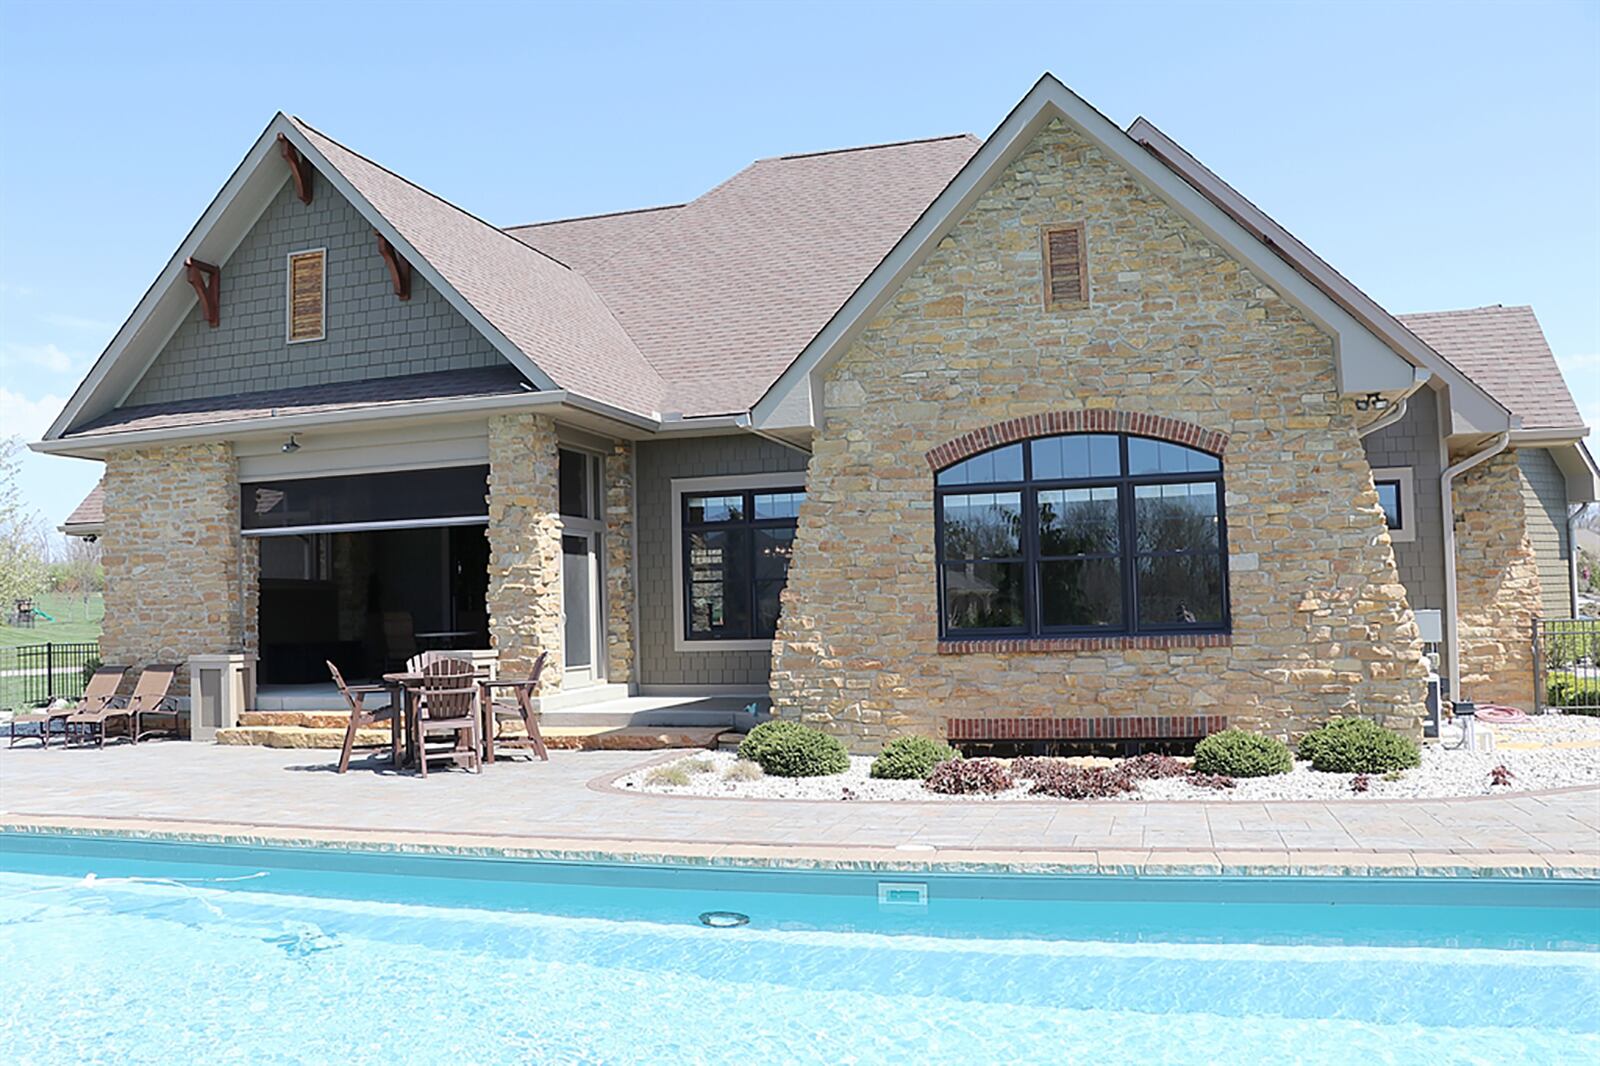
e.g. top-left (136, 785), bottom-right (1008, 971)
top-left (329, 661), bottom-right (395, 773)
top-left (65, 663), bottom-right (178, 748)
top-left (479, 651), bottom-right (550, 763)
top-left (7, 665), bottom-right (128, 748)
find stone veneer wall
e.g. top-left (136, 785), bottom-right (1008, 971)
top-left (1452, 448), bottom-right (1541, 708)
top-left (604, 441), bottom-right (636, 684)
top-left (100, 442), bottom-right (256, 696)
top-left (769, 118), bottom-right (1429, 750)
top-left (486, 412), bottom-right (564, 689)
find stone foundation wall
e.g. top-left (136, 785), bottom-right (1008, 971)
top-left (1453, 448), bottom-right (1541, 708)
top-left (100, 442), bottom-right (253, 695)
top-left (769, 119), bottom-right (1429, 750)
top-left (604, 441), bottom-right (636, 684)
top-left (486, 412), bottom-right (564, 688)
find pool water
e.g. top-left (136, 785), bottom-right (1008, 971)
top-left (2, 834), bottom-right (1597, 1064)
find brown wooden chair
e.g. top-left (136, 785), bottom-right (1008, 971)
top-left (8, 665), bottom-right (128, 748)
top-left (329, 661), bottom-right (395, 773)
top-left (478, 651), bottom-right (550, 763)
top-left (414, 657), bottom-right (481, 776)
top-left (66, 664), bottom-right (177, 747)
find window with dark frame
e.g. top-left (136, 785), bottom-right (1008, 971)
top-left (935, 433), bottom-right (1229, 640)
top-left (1373, 479), bottom-right (1403, 531)
top-left (682, 487), bottom-right (804, 641)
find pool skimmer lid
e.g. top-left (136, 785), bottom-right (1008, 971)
top-left (699, 910), bottom-right (750, 928)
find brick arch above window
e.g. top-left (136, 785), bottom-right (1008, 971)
top-left (925, 410), bottom-right (1229, 471)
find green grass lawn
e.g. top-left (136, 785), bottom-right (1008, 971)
top-left (0, 592), bottom-right (104, 648)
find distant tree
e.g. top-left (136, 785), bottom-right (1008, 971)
top-left (50, 536), bottom-right (104, 608)
top-left (0, 436), bottom-right (50, 614)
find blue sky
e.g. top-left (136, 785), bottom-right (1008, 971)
top-left (1, 0), bottom-right (1596, 531)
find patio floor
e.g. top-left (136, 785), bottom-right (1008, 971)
top-left (2, 742), bottom-right (1597, 875)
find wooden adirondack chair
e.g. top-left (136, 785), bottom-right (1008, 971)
top-left (329, 661), bottom-right (395, 773)
top-left (478, 651), bottom-right (550, 763)
top-left (414, 657), bottom-right (481, 776)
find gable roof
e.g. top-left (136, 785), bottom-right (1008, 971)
top-left (511, 136), bottom-right (981, 416)
top-left (1397, 305), bottom-right (1586, 432)
top-left (60, 482), bottom-right (104, 536)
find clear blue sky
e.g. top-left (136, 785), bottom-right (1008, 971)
top-left (2, 0), bottom-right (1596, 531)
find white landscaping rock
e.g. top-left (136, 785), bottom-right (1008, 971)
top-left (614, 715), bottom-right (1600, 803)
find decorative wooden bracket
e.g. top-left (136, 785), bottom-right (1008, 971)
top-left (185, 258), bottom-right (220, 327)
top-left (277, 133), bottom-right (313, 204)
top-left (374, 230), bottom-right (412, 300)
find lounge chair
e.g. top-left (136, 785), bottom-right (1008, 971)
top-left (65, 663), bottom-right (178, 748)
top-left (478, 651), bottom-right (550, 763)
top-left (414, 657), bottom-right (481, 776)
top-left (7, 665), bottom-right (128, 748)
top-left (329, 661), bottom-right (395, 773)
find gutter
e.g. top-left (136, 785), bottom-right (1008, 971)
top-left (1440, 431), bottom-right (1511, 703)
top-left (1357, 369), bottom-right (1432, 439)
top-left (735, 414), bottom-right (812, 457)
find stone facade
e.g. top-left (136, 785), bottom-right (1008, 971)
top-left (1453, 448), bottom-right (1541, 708)
top-left (770, 118), bottom-right (1429, 750)
top-left (486, 412), bottom-right (565, 688)
top-left (100, 442), bottom-right (256, 695)
top-left (604, 441), bottom-right (636, 684)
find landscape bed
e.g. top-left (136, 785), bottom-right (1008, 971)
top-left (1, 832), bottom-right (1597, 1064)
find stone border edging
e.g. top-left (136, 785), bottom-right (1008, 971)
top-left (3, 815), bottom-right (1595, 880)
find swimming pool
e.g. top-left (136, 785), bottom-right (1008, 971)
top-left (2, 832), bottom-right (1597, 1064)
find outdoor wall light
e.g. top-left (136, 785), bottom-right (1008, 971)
top-left (281, 434), bottom-right (300, 453)
top-left (1353, 392), bottom-right (1391, 412)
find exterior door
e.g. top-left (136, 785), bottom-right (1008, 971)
top-left (562, 531), bottom-right (600, 685)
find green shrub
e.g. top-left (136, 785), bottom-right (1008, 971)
top-left (1192, 729), bottom-right (1292, 778)
top-left (870, 736), bottom-right (957, 780)
top-left (1297, 717), bottom-right (1420, 774)
top-left (742, 722), bottom-right (849, 777)
top-left (1547, 673), bottom-right (1600, 714)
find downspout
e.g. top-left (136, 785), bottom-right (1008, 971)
top-left (1569, 504), bottom-right (1585, 619)
top-left (1357, 369), bottom-right (1432, 439)
top-left (1441, 431), bottom-right (1511, 703)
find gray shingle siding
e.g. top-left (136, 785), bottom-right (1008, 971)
top-left (634, 435), bottom-right (809, 689)
top-left (1362, 396), bottom-right (1446, 618)
top-left (1519, 447), bottom-right (1573, 618)
top-left (126, 177), bottom-right (506, 407)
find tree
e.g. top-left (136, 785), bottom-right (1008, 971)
top-left (0, 436), bottom-right (49, 615)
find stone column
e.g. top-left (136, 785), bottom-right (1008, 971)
top-left (604, 440), bottom-right (636, 685)
top-left (100, 442), bottom-right (250, 695)
top-left (486, 412), bottom-right (564, 689)
top-left (1453, 448), bottom-right (1541, 708)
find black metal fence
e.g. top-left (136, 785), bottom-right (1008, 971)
top-left (1533, 619), bottom-right (1600, 713)
top-left (0, 642), bottom-right (102, 710)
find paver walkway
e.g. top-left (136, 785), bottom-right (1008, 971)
top-left (2, 744), bottom-right (1597, 873)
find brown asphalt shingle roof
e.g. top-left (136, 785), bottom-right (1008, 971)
top-left (1396, 305), bottom-right (1586, 432)
top-left (510, 136), bottom-right (982, 416)
top-left (62, 482), bottom-right (104, 532)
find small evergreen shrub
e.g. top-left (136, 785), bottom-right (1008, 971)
top-left (1192, 729), bottom-right (1292, 778)
top-left (1547, 674), bottom-right (1600, 713)
top-left (743, 723), bottom-right (849, 777)
top-left (870, 736), bottom-right (958, 780)
top-left (924, 758), bottom-right (1013, 795)
top-left (1297, 717), bottom-right (1420, 774)
top-left (1028, 765), bottom-right (1135, 800)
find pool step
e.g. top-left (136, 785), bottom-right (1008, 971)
top-left (216, 722), bottom-right (728, 751)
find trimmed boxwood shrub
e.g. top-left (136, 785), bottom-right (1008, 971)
top-left (1297, 717), bottom-right (1420, 774)
top-left (738, 720), bottom-right (848, 777)
top-left (924, 758), bottom-right (1013, 795)
top-left (870, 736), bottom-right (957, 780)
top-left (1192, 729), bottom-right (1292, 778)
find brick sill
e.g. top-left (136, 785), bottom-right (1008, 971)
top-left (937, 633), bottom-right (1232, 654)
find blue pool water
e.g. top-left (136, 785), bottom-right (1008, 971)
top-left (2, 833), bottom-right (1597, 1064)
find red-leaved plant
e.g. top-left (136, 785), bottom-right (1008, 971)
top-left (1187, 773), bottom-right (1236, 790)
top-left (1028, 765), bottom-right (1136, 800)
top-left (1350, 774), bottom-right (1371, 793)
top-left (924, 758), bottom-right (1014, 795)
top-left (1489, 764), bottom-right (1516, 787)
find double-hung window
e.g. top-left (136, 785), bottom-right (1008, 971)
top-left (681, 487), bottom-right (804, 641)
top-left (935, 433), bottom-right (1229, 639)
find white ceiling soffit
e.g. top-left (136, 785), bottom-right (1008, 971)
top-left (1551, 440), bottom-right (1600, 504)
top-left (754, 74), bottom-right (1488, 431)
top-left (42, 114), bottom-right (555, 441)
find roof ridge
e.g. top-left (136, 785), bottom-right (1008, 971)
top-left (504, 203), bottom-right (686, 231)
top-left (1397, 304), bottom-right (1531, 318)
top-left (766, 133), bottom-right (977, 162)
top-left (289, 115), bottom-right (578, 273)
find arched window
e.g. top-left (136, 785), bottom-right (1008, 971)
top-left (935, 433), bottom-right (1229, 639)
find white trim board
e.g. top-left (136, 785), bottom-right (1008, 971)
top-left (1370, 466), bottom-right (1417, 544)
top-left (669, 471), bottom-right (806, 654)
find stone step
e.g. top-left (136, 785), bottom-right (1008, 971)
top-left (216, 725), bottom-right (388, 749)
top-left (215, 723), bottom-right (726, 751)
top-left (239, 710), bottom-right (354, 729)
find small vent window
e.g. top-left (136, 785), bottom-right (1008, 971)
top-left (287, 249), bottom-right (326, 342)
top-left (1042, 224), bottom-right (1088, 308)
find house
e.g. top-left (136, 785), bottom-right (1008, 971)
top-left (37, 75), bottom-right (1596, 748)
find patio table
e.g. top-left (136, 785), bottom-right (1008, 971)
top-left (381, 672), bottom-right (494, 770)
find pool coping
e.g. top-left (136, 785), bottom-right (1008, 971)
top-left (4, 814), bottom-right (1596, 880)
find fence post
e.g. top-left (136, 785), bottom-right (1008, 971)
top-left (45, 642), bottom-right (55, 702)
top-left (1531, 618), bottom-right (1543, 715)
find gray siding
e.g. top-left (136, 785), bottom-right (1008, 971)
top-left (635, 435), bottom-right (810, 689)
top-left (1520, 447), bottom-right (1573, 617)
top-left (1362, 396), bottom-right (1446, 615)
top-left (127, 178), bottom-right (505, 406)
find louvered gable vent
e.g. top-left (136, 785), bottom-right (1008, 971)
top-left (288, 248), bottom-right (326, 342)
top-left (1042, 223), bottom-right (1088, 308)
